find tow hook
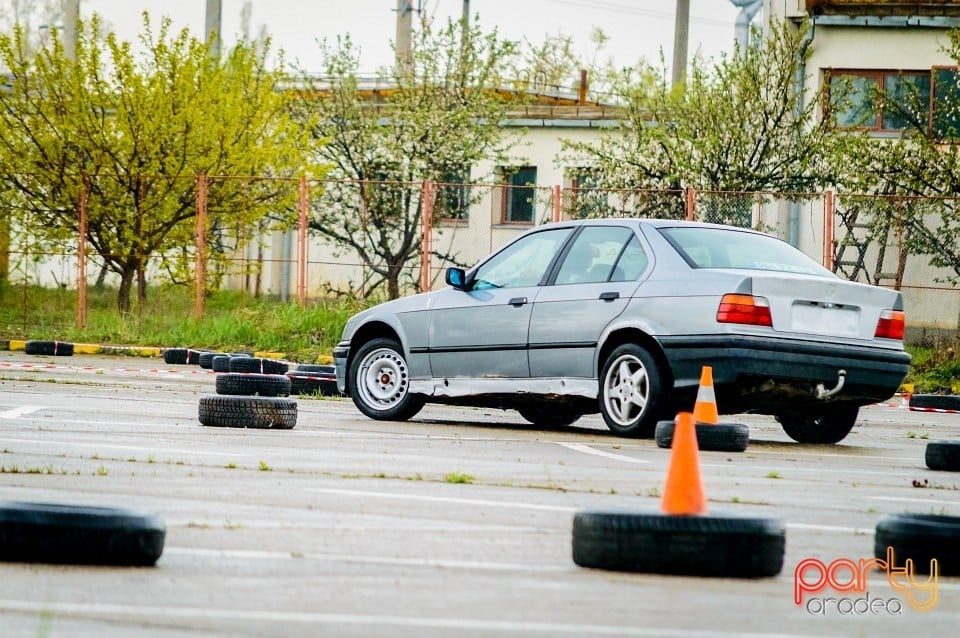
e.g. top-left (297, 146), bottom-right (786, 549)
top-left (816, 370), bottom-right (846, 400)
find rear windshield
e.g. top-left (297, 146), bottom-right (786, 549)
top-left (659, 227), bottom-right (832, 276)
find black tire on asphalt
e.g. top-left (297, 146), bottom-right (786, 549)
top-left (24, 340), bottom-right (74, 356)
top-left (775, 405), bottom-right (860, 444)
top-left (654, 419), bottom-right (750, 452)
top-left (875, 513), bottom-right (960, 576)
top-left (287, 371), bottom-right (340, 397)
top-left (198, 352), bottom-right (224, 369)
top-left (186, 349), bottom-right (209, 365)
top-left (597, 343), bottom-right (665, 438)
top-left (572, 509), bottom-right (785, 578)
top-left (517, 403), bottom-right (582, 428)
top-left (910, 394), bottom-right (960, 412)
top-left (0, 501), bottom-right (165, 566)
top-left (163, 348), bottom-right (189, 365)
top-left (296, 364), bottom-right (336, 374)
top-left (215, 373), bottom-right (292, 397)
top-left (925, 441), bottom-right (960, 472)
top-left (198, 395), bottom-right (297, 429)
top-left (227, 356), bottom-right (289, 375)
top-left (348, 337), bottom-right (425, 421)
top-left (211, 354), bottom-right (231, 373)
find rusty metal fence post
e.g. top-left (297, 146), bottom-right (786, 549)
top-left (685, 186), bottom-right (697, 221)
top-left (76, 172), bottom-right (89, 329)
top-left (195, 173), bottom-right (207, 319)
top-left (298, 175), bottom-right (309, 306)
top-left (420, 179), bottom-right (434, 292)
top-left (552, 185), bottom-right (562, 222)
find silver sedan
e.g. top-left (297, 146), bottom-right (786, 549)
top-left (334, 219), bottom-right (911, 443)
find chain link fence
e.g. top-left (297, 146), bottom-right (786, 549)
top-left (2, 176), bottom-right (959, 342)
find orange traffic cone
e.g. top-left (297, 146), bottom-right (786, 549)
top-left (693, 366), bottom-right (719, 425)
top-left (661, 412), bottom-right (707, 515)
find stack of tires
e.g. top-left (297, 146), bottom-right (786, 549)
top-left (287, 364), bottom-right (341, 397)
top-left (198, 356), bottom-right (297, 430)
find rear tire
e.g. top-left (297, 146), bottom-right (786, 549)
top-left (349, 337), bottom-right (424, 421)
top-left (598, 343), bottom-right (664, 438)
top-left (776, 406), bottom-right (859, 444)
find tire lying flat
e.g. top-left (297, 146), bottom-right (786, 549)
top-left (287, 371), bottom-right (340, 396)
top-left (572, 509), bottom-right (785, 578)
top-left (875, 513), bottom-right (960, 576)
top-left (909, 394), bottom-right (960, 412)
top-left (925, 441), bottom-right (960, 471)
top-left (228, 356), bottom-right (289, 375)
top-left (198, 395), bottom-right (297, 429)
top-left (216, 373), bottom-right (292, 397)
top-left (163, 348), bottom-right (189, 365)
top-left (24, 340), bottom-right (73, 356)
top-left (0, 501), bottom-right (165, 566)
top-left (654, 420), bottom-right (749, 452)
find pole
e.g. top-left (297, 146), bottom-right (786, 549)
top-left (672, 0), bottom-right (689, 87)
top-left (77, 173), bottom-right (88, 329)
top-left (205, 0), bottom-right (223, 59)
top-left (395, 0), bottom-right (413, 68)
top-left (64, 0), bottom-right (79, 59)
top-left (297, 176), bottom-right (308, 307)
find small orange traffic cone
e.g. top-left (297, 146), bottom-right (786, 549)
top-left (661, 412), bottom-right (707, 515)
top-left (693, 366), bottom-right (719, 425)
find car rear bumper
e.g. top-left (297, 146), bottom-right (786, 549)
top-left (333, 341), bottom-right (350, 394)
top-left (657, 334), bottom-right (911, 411)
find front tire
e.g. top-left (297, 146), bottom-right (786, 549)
top-left (598, 343), bottom-right (664, 437)
top-left (349, 337), bottom-right (425, 421)
top-left (776, 405), bottom-right (859, 444)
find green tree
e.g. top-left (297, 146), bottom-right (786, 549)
top-left (508, 27), bottom-right (622, 100)
top-left (832, 29), bottom-right (960, 284)
top-left (297, 17), bottom-right (521, 300)
top-left (561, 19), bottom-right (839, 197)
top-left (0, 13), bottom-right (315, 313)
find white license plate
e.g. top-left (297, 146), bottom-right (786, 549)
top-left (790, 303), bottom-right (860, 337)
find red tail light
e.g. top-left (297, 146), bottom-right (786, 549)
top-left (716, 294), bottom-right (772, 327)
top-left (875, 310), bottom-right (905, 340)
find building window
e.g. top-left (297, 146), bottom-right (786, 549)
top-left (436, 172), bottom-right (469, 222)
top-left (498, 166), bottom-right (537, 224)
top-left (933, 67), bottom-right (960, 138)
top-left (827, 68), bottom-right (959, 138)
top-left (568, 168), bottom-right (607, 219)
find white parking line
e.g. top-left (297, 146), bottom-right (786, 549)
top-left (786, 523), bottom-right (872, 535)
top-left (307, 488), bottom-right (576, 513)
top-left (0, 600), bottom-right (830, 637)
top-left (868, 495), bottom-right (960, 508)
top-left (0, 437), bottom-right (249, 459)
top-left (0, 406), bottom-right (44, 419)
top-left (168, 546), bottom-right (568, 572)
top-left (556, 442), bottom-right (651, 464)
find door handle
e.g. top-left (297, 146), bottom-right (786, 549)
top-left (508, 297), bottom-right (528, 306)
top-left (599, 291), bottom-right (620, 301)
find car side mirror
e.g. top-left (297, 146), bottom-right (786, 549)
top-left (446, 267), bottom-right (468, 290)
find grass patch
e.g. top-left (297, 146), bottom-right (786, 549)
top-left (0, 285), bottom-right (371, 361)
top-left (444, 471), bottom-right (475, 484)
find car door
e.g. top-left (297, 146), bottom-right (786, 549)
top-left (429, 227), bottom-right (574, 379)
top-left (529, 225), bottom-right (650, 378)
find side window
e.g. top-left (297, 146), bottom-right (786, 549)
top-left (555, 226), bottom-right (644, 285)
top-left (471, 228), bottom-right (572, 290)
top-left (612, 236), bottom-right (648, 281)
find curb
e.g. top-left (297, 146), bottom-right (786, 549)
top-left (2, 339), bottom-right (333, 364)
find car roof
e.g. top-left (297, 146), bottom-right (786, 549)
top-left (539, 217), bottom-right (765, 234)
